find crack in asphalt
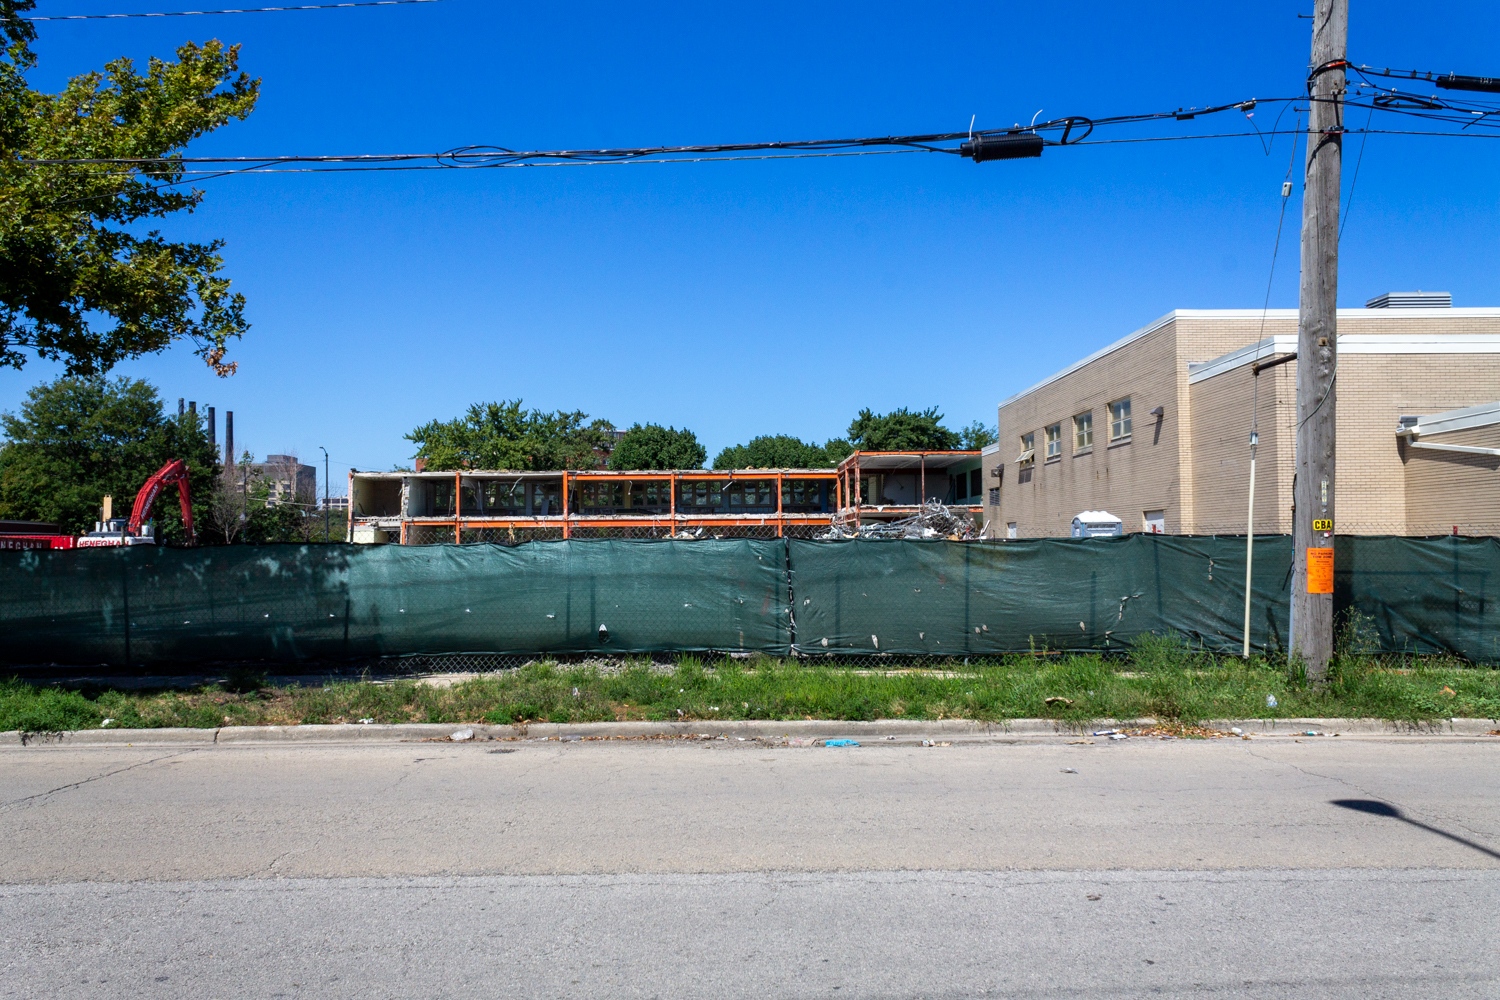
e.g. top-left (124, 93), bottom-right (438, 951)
top-left (1239, 744), bottom-right (1500, 849)
top-left (0, 750), bottom-right (196, 810)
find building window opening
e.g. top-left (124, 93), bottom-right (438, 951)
top-left (727, 480), bottom-right (774, 510)
top-left (781, 479), bottom-right (828, 513)
top-left (530, 481), bottom-right (561, 516)
top-left (1045, 423), bottom-right (1061, 460)
top-left (1017, 432), bottom-right (1035, 484)
top-left (1110, 398), bottom-right (1132, 441)
top-left (1007, 522), bottom-right (1018, 539)
top-left (970, 468), bottom-right (982, 498)
top-left (955, 472), bottom-right (968, 501)
top-left (1144, 509), bottom-right (1165, 534)
top-left (1074, 412), bottom-right (1093, 451)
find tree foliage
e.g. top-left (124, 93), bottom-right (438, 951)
top-left (407, 400), bottom-right (616, 471)
top-left (1, 4), bottom-right (259, 377)
top-left (957, 419), bottom-right (997, 451)
top-left (846, 406), bottom-right (959, 451)
top-left (0, 375), bottom-right (219, 540)
top-left (608, 423), bottom-right (707, 470)
top-left (712, 434), bottom-right (853, 470)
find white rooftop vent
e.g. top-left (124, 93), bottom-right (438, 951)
top-left (1365, 291), bottom-right (1451, 308)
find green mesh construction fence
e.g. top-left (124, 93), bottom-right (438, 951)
top-left (0, 539), bottom-right (791, 666)
top-left (1, 535), bottom-right (1495, 668)
top-left (789, 535), bottom-right (1295, 657)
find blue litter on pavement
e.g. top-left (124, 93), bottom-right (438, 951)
top-left (825, 739), bottom-right (860, 747)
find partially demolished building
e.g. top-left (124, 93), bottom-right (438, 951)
top-left (348, 451), bottom-right (984, 544)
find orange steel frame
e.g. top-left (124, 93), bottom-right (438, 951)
top-left (373, 470), bottom-right (842, 542)
top-left (834, 451), bottom-right (983, 527)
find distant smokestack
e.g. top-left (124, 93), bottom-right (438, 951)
top-left (208, 406), bottom-right (216, 449)
top-left (178, 398), bottom-right (185, 418)
top-left (188, 401), bottom-right (196, 424)
top-left (225, 411), bottom-right (235, 466)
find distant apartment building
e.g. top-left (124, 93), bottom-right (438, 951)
top-left (248, 455), bottom-right (317, 509)
top-left (983, 295), bottom-right (1500, 538)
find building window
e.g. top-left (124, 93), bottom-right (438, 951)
top-left (1045, 423), bottom-right (1061, 460)
top-left (1110, 398), bottom-right (1132, 441)
top-left (1074, 412), bottom-right (1093, 451)
top-left (1016, 434), bottom-right (1035, 483)
top-left (970, 469), bottom-right (982, 497)
top-left (1006, 522), bottom-right (1018, 539)
top-left (955, 472), bottom-right (968, 501)
top-left (1144, 509), bottom-right (1165, 534)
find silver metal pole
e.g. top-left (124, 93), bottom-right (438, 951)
top-left (1242, 431), bottom-right (1258, 658)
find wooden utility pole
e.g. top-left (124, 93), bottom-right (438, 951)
top-left (1292, 0), bottom-right (1347, 680)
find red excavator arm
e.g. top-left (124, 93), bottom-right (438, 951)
top-left (128, 460), bottom-right (195, 544)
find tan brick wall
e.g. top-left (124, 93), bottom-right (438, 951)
top-left (988, 309), bottom-right (1500, 538)
top-left (1335, 355), bottom-right (1500, 534)
top-left (992, 320), bottom-right (1189, 537)
top-left (1403, 425), bottom-right (1500, 534)
top-left (1188, 363), bottom-right (1295, 534)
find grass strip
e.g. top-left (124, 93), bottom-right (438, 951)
top-left (4, 637), bottom-right (1498, 732)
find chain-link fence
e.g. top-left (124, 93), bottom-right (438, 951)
top-left (457, 526), bottom-right (568, 545)
top-left (570, 525), bottom-right (678, 540)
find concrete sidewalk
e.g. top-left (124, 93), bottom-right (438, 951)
top-left (3, 715), bottom-right (1496, 746)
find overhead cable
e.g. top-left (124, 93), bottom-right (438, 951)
top-left (14, 0), bottom-right (445, 19)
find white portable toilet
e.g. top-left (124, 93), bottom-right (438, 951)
top-left (1071, 510), bottom-right (1123, 538)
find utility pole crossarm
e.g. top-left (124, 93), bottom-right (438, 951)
top-left (1292, 0), bottom-right (1347, 680)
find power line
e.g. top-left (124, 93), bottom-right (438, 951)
top-left (36, 125), bottom-right (1500, 177)
top-left (22, 90), bottom-right (1500, 177)
top-left (14, 0), bottom-right (446, 19)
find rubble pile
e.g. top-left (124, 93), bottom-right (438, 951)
top-left (819, 502), bottom-right (981, 541)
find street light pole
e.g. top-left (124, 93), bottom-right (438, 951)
top-left (319, 446), bottom-right (329, 542)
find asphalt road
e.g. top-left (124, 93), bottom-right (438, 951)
top-left (2, 736), bottom-right (1498, 998)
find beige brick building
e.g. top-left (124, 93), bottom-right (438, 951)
top-left (982, 303), bottom-right (1500, 538)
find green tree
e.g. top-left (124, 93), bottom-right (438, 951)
top-left (407, 400), bottom-right (616, 471)
top-left (608, 423), bottom-right (706, 470)
top-left (712, 434), bottom-right (852, 470)
top-left (957, 419), bottom-right (997, 451)
top-left (846, 406), bottom-right (959, 451)
top-left (0, 375), bottom-right (220, 540)
top-left (1, 2), bottom-right (259, 377)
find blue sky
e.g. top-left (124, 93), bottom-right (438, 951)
top-left (5, 0), bottom-right (1499, 488)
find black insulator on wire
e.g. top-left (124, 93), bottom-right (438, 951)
top-left (960, 133), bottom-right (1044, 162)
top-left (1435, 73), bottom-right (1500, 94)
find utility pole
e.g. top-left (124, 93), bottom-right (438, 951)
top-left (320, 446), bottom-right (330, 542)
top-left (1292, 0), bottom-right (1347, 680)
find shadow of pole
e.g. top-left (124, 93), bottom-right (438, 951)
top-left (1331, 799), bottom-right (1500, 861)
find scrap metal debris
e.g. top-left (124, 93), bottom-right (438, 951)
top-left (818, 502), bottom-right (982, 540)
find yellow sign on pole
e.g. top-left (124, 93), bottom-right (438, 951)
top-left (1307, 547), bottom-right (1334, 594)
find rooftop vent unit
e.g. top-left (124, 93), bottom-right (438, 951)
top-left (1365, 291), bottom-right (1451, 308)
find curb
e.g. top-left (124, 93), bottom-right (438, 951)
top-left (3, 717), bottom-right (1496, 747)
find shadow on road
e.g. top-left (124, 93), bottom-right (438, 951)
top-left (1331, 799), bottom-right (1500, 861)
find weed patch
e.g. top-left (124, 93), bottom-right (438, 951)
top-left (3, 641), bottom-right (1498, 732)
